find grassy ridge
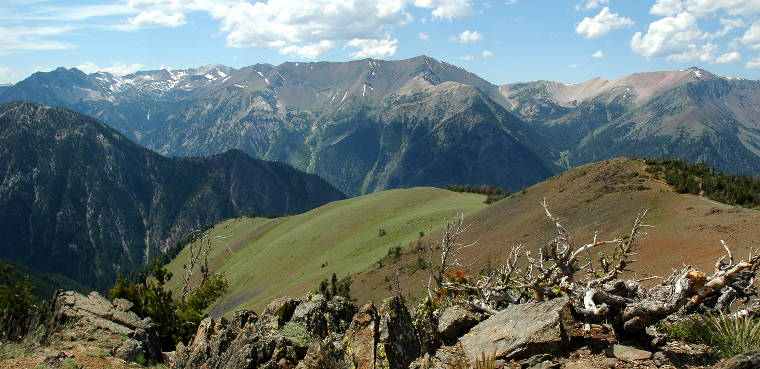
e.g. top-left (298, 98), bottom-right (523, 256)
top-left (350, 158), bottom-right (760, 305)
top-left (165, 187), bottom-right (488, 315)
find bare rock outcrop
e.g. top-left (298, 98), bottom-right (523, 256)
top-left (458, 297), bottom-right (576, 362)
top-left (0, 290), bottom-right (161, 363)
top-left (171, 293), bottom-right (360, 369)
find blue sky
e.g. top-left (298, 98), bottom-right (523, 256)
top-left (1, 0), bottom-right (758, 85)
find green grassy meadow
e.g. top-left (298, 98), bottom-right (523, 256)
top-left (165, 187), bottom-right (488, 315)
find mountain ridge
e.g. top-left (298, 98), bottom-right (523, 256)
top-left (0, 101), bottom-right (345, 289)
top-left (1, 57), bottom-right (758, 195)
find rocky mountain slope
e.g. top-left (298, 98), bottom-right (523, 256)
top-left (0, 101), bottom-right (345, 289)
top-left (501, 68), bottom-right (760, 175)
top-left (0, 56), bottom-right (555, 196)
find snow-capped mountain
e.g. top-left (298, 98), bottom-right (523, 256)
top-left (2, 57), bottom-right (759, 194)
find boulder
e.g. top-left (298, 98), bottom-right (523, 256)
top-left (343, 302), bottom-right (378, 369)
top-left (713, 351), bottom-right (760, 369)
top-left (375, 296), bottom-right (420, 369)
top-left (1, 290), bottom-right (161, 362)
top-left (605, 344), bottom-right (652, 361)
top-left (265, 296), bottom-right (298, 325)
top-left (437, 305), bottom-right (480, 344)
top-left (113, 339), bottom-right (145, 363)
top-left (458, 297), bottom-right (575, 361)
top-left (295, 338), bottom-right (345, 369)
top-left (292, 294), bottom-right (329, 339)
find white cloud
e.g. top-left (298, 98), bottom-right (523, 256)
top-left (125, 9), bottom-right (186, 29)
top-left (205, 0), bottom-right (412, 58)
top-left (0, 4), bottom-right (135, 22)
top-left (747, 55), bottom-right (760, 68)
top-left (575, 7), bottom-right (634, 39)
top-left (708, 18), bottom-right (745, 39)
top-left (0, 26), bottom-right (76, 54)
top-left (716, 51), bottom-right (742, 63)
top-left (414, 0), bottom-right (474, 19)
top-left (346, 38), bottom-right (398, 59)
top-left (576, 0), bottom-right (609, 11)
top-left (459, 54), bottom-right (474, 61)
top-left (450, 30), bottom-right (482, 43)
top-left (592, 50), bottom-right (604, 58)
top-left (3, 0), bottom-right (474, 59)
top-left (75, 62), bottom-right (144, 75)
top-left (418, 32), bottom-right (430, 41)
top-left (280, 41), bottom-right (335, 59)
top-left (569, 64), bottom-right (578, 68)
top-left (631, 12), bottom-right (717, 62)
top-left (504, 0), bottom-right (517, 5)
top-left (742, 21), bottom-right (760, 49)
top-left (481, 50), bottom-right (493, 58)
top-left (650, 0), bottom-right (684, 16)
top-left (650, 0), bottom-right (760, 17)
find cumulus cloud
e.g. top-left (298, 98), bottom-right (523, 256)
top-left (716, 51), bottom-right (742, 63)
top-left (125, 9), bottom-right (186, 29)
top-left (592, 50), bottom-right (604, 58)
top-left (569, 64), bottom-right (578, 68)
top-left (414, 0), bottom-right (474, 19)
top-left (280, 41), bottom-right (335, 59)
top-left (459, 54), bottom-right (474, 61)
top-left (576, 0), bottom-right (609, 11)
top-left (418, 32), bottom-right (430, 41)
top-left (450, 30), bottom-right (483, 43)
top-left (631, 12), bottom-right (718, 62)
top-left (178, 0), bottom-right (472, 59)
top-left (650, 0), bottom-right (760, 18)
top-left (346, 38), bottom-right (398, 59)
top-left (650, 0), bottom-right (684, 16)
top-left (75, 62), bottom-right (144, 75)
top-left (5, 0), bottom-right (477, 59)
top-left (641, 1), bottom-right (760, 66)
top-left (481, 50), bottom-right (493, 58)
top-left (742, 21), bottom-right (760, 49)
top-left (575, 7), bottom-right (634, 39)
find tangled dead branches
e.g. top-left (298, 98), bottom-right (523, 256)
top-left (430, 200), bottom-right (760, 334)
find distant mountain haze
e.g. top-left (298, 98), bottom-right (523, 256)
top-left (0, 101), bottom-right (345, 289)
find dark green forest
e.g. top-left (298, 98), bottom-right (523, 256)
top-left (645, 158), bottom-right (760, 208)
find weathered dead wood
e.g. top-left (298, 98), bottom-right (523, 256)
top-left (431, 200), bottom-right (759, 335)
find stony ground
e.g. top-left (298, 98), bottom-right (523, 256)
top-left (0, 323), bottom-right (160, 369)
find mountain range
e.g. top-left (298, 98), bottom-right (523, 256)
top-left (2, 57), bottom-right (758, 197)
top-left (0, 101), bottom-right (344, 289)
top-left (0, 56), bottom-right (560, 196)
top-left (1, 56), bottom-right (759, 290)
top-left (501, 67), bottom-right (760, 175)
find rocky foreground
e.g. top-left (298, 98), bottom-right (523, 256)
top-left (1, 290), bottom-right (759, 369)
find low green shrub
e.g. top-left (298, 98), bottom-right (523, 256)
top-left (660, 314), bottom-right (760, 358)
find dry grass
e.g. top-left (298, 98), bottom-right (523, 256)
top-left (351, 158), bottom-right (760, 306)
